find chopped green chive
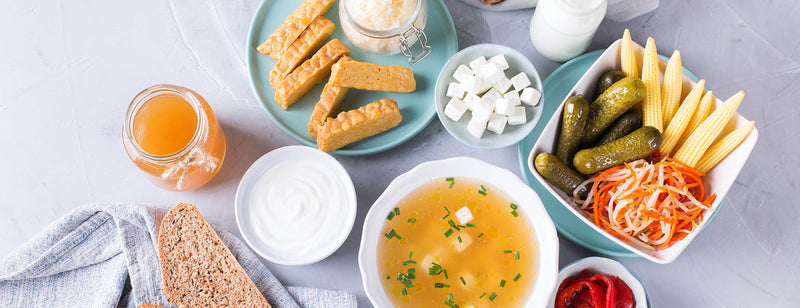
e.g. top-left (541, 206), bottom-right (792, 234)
top-left (448, 219), bottom-right (460, 231)
top-left (457, 236), bottom-right (462, 243)
top-left (478, 233), bottom-right (484, 238)
top-left (403, 260), bottom-right (417, 266)
top-left (510, 203), bottom-right (518, 210)
top-left (515, 251), bottom-right (520, 260)
top-left (409, 251), bottom-right (413, 259)
top-left (442, 206), bottom-right (451, 219)
top-left (500, 280), bottom-right (506, 287)
top-left (511, 210), bottom-right (519, 217)
top-left (386, 211), bottom-right (395, 221)
top-left (444, 228), bottom-right (454, 237)
top-left (435, 283), bottom-right (450, 288)
top-left (479, 292), bottom-right (487, 299)
top-left (478, 185), bottom-right (487, 196)
top-left (446, 177), bottom-right (455, 188)
top-left (514, 273), bottom-right (522, 282)
top-left (407, 218), bottom-right (417, 223)
top-left (466, 223), bottom-right (476, 228)
top-left (385, 229), bottom-right (401, 240)
top-left (408, 268), bottom-right (416, 279)
top-left (447, 293), bottom-right (454, 302)
top-left (394, 208), bottom-right (400, 215)
top-left (504, 250), bottom-right (513, 254)
top-left (386, 275), bottom-right (390, 280)
top-left (489, 293), bottom-right (497, 301)
top-left (401, 288), bottom-right (407, 295)
top-left (460, 276), bottom-right (466, 285)
top-left (443, 270), bottom-right (449, 279)
top-left (428, 263), bottom-right (443, 275)
top-left (396, 273), bottom-right (414, 288)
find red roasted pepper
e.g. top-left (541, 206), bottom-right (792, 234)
top-left (554, 269), bottom-right (636, 308)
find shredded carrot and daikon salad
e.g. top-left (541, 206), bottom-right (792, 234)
top-left (572, 157), bottom-right (716, 250)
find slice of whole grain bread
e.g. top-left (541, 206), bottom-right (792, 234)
top-left (157, 203), bottom-right (271, 307)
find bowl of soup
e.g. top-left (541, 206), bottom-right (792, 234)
top-left (358, 157), bottom-right (559, 307)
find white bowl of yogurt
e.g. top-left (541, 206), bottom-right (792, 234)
top-left (235, 145), bottom-right (357, 266)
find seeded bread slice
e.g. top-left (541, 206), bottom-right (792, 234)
top-left (157, 203), bottom-right (271, 308)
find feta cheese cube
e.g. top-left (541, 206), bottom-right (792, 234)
top-left (520, 87), bottom-right (542, 106)
top-left (487, 113), bottom-right (508, 134)
top-left (452, 65), bottom-right (474, 84)
top-left (503, 90), bottom-right (521, 106)
top-left (510, 72), bottom-right (532, 90)
top-left (481, 88), bottom-right (503, 103)
top-left (476, 62), bottom-right (504, 85)
top-left (468, 56), bottom-right (488, 72)
top-left (471, 98), bottom-right (494, 122)
top-left (463, 93), bottom-right (480, 110)
top-left (446, 82), bottom-right (466, 99)
top-left (491, 76), bottom-right (513, 94)
top-left (444, 98), bottom-right (469, 121)
top-left (508, 106), bottom-right (527, 125)
top-left (455, 206), bottom-right (474, 224)
top-left (494, 97), bottom-right (513, 115)
top-left (467, 116), bottom-right (487, 138)
top-left (473, 77), bottom-right (492, 94)
top-left (489, 54), bottom-right (509, 70)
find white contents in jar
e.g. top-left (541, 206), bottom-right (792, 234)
top-left (529, 0), bottom-right (607, 62)
top-left (340, 0), bottom-right (427, 55)
top-left (247, 160), bottom-right (348, 258)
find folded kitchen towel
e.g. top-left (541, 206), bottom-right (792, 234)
top-left (0, 203), bottom-right (356, 308)
top-left (459, 0), bottom-right (660, 22)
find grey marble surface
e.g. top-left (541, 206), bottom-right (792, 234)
top-left (1, 0), bottom-right (798, 307)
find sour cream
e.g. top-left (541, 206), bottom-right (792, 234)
top-left (240, 148), bottom-right (356, 265)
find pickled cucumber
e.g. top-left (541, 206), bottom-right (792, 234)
top-left (594, 70), bottom-right (626, 100)
top-left (581, 77), bottom-right (646, 146)
top-left (556, 95), bottom-right (589, 167)
top-left (534, 152), bottom-right (589, 198)
top-left (596, 109), bottom-right (642, 146)
top-left (573, 126), bottom-right (662, 175)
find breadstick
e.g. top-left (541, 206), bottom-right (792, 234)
top-left (270, 16), bottom-right (335, 88)
top-left (257, 0), bottom-right (336, 60)
top-left (329, 60), bottom-right (416, 93)
top-left (274, 39), bottom-right (350, 110)
top-left (316, 98), bottom-right (402, 152)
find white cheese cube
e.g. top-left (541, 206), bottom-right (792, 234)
top-left (463, 93), bottom-right (480, 110)
top-left (508, 106), bottom-right (527, 125)
top-left (503, 90), bottom-right (521, 106)
top-left (452, 65), bottom-right (474, 84)
top-left (511, 72), bottom-right (532, 90)
top-left (476, 62), bottom-right (504, 85)
top-left (451, 232), bottom-right (473, 252)
top-left (444, 98), bottom-right (469, 121)
top-left (489, 54), bottom-right (509, 70)
top-left (455, 206), bottom-right (474, 224)
top-left (473, 77), bottom-right (492, 94)
top-left (468, 56), bottom-right (488, 72)
top-left (446, 82), bottom-right (466, 99)
top-left (487, 113), bottom-right (508, 134)
top-left (520, 87), bottom-right (542, 106)
top-left (492, 76), bottom-right (513, 94)
top-left (471, 98), bottom-right (494, 122)
top-left (481, 88), bottom-right (503, 103)
top-left (467, 116), bottom-right (487, 138)
top-left (494, 97), bottom-right (513, 115)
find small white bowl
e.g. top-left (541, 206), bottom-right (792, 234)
top-left (527, 39), bottom-right (759, 263)
top-left (549, 257), bottom-right (648, 308)
top-left (358, 157), bottom-right (559, 307)
top-left (434, 44), bottom-right (544, 149)
top-left (234, 146), bottom-right (357, 266)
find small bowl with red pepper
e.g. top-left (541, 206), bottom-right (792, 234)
top-left (550, 257), bottom-right (648, 308)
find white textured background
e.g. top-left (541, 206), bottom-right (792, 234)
top-left (1, 0), bottom-right (798, 307)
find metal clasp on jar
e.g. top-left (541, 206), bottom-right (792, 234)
top-left (399, 26), bottom-right (431, 65)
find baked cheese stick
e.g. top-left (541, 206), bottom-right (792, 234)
top-left (317, 98), bottom-right (402, 152)
top-left (308, 58), bottom-right (352, 138)
top-left (329, 60), bottom-right (416, 93)
top-left (257, 0), bottom-right (336, 60)
top-left (270, 16), bottom-right (335, 88)
top-left (274, 39), bottom-right (350, 110)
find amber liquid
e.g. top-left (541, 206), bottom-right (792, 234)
top-left (377, 178), bottom-right (538, 307)
top-left (129, 90), bottom-right (225, 191)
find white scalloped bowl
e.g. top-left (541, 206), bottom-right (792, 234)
top-left (549, 257), bottom-right (648, 308)
top-left (527, 39), bottom-right (759, 263)
top-left (359, 157), bottom-right (559, 307)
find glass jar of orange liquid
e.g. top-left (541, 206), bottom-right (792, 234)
top-left (123, 84), bottom-right (226, 191)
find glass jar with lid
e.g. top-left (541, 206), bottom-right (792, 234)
top-left (123, 84), bottom-right (226, 191)
top-left (339, 0), bottom-right (431, 64)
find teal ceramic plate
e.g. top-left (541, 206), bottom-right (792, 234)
top-left (246, 0), bottom-right (458, 155)
top-left (517, 49), bottom-right (703, 257)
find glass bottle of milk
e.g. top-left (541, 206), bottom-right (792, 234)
top-left (529, 0), bottom-right (607, 62)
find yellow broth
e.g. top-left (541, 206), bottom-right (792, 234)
top-left (378, 177), bottom-right (538, 307)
